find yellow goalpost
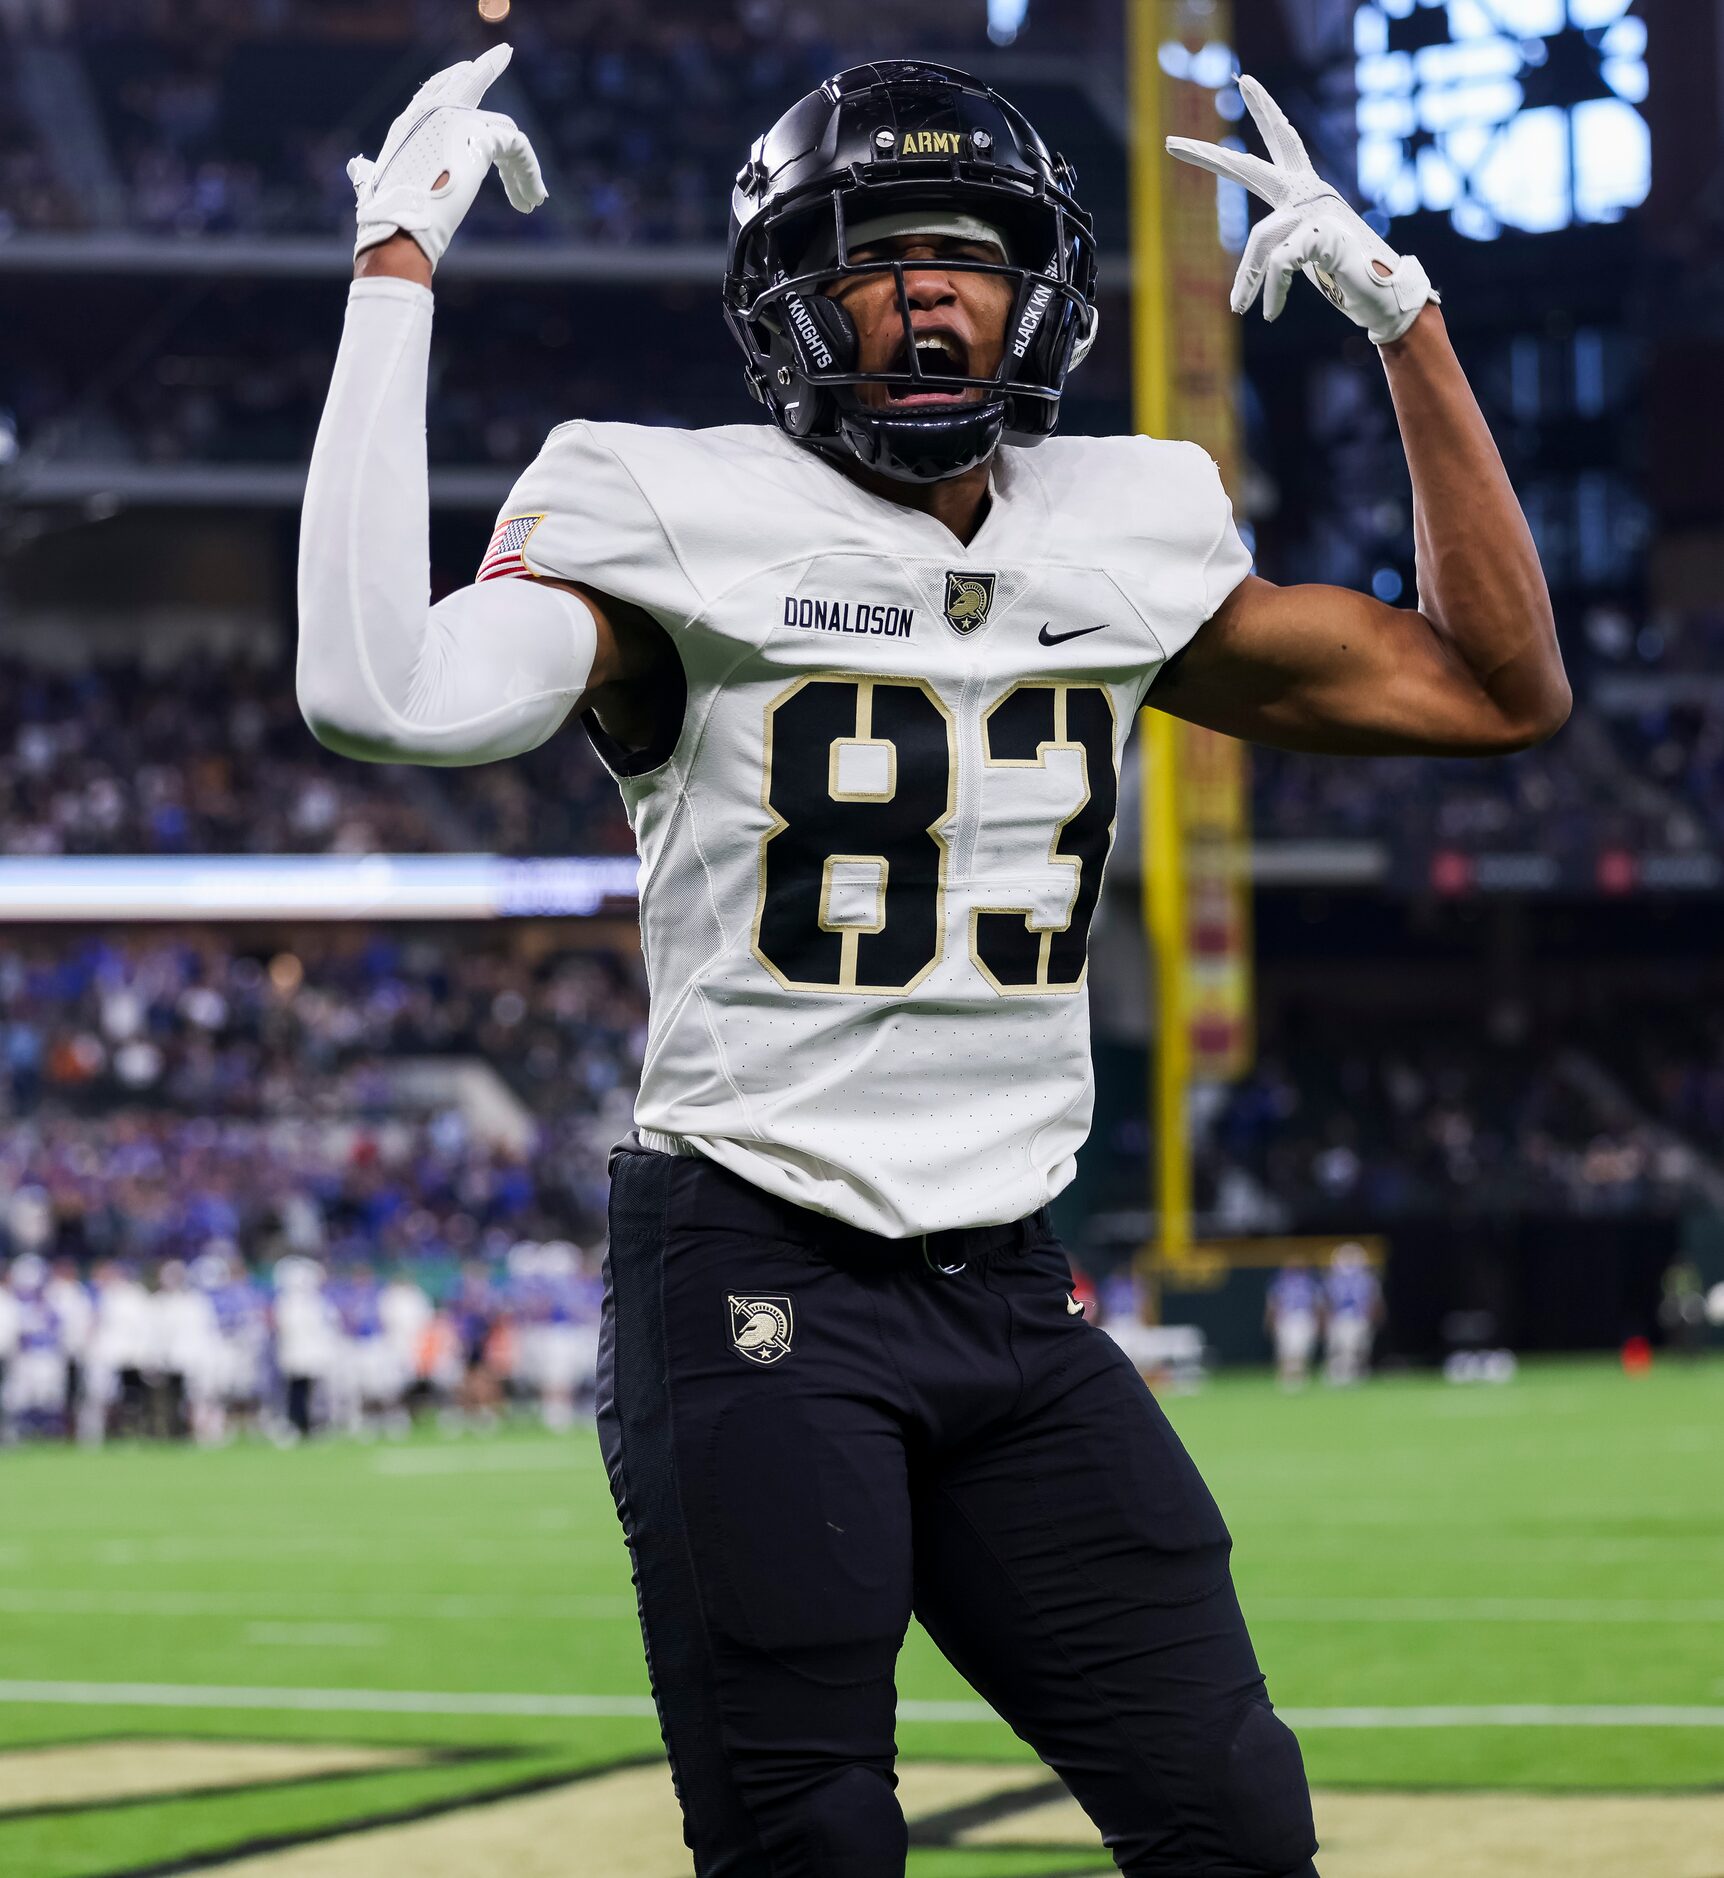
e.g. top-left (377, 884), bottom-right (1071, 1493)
top-left (1127, 0), bottom-right (1253, 1285)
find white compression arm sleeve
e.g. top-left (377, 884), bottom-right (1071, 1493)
top-left (297, 277), bottom-right (596, 766)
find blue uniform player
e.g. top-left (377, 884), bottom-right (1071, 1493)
top-left (1266, 1266), bottom-right (1322, 1390)
top-left (1323, 1247), bottom-right (1383, 1386)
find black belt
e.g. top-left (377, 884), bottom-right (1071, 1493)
top-left (626, 1140), bottom-right (1053, 1275)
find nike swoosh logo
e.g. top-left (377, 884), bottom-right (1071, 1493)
top-left (1066, 1295), bottom-right (1085, 1316)
top-left (1038, 622), bottom-right (1109, 647)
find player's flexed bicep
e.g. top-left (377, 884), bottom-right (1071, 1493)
top-left (297, 46), bottom-right (625, 768)
top-left (1153, 76), bottom-right (1566, 756)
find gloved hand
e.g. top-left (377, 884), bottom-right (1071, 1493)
top-left (348, 44), bottom-right (546, 268)
top-left (1167, 74), bottom-right (1437, 346)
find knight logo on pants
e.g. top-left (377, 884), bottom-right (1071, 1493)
top-left (728, 1295), bottom-right (794, 1365)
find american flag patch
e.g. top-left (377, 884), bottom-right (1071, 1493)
top-left (478, 513), bottom-right (544, 582)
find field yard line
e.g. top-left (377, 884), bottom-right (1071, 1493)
top-left (0, 1682), bottom-right (661, 1719)
top-left (1254, 1597), bottom-right (1724, 1624)
top-left (0, 1589), bottom-right (635, 1621)
top-left (4, 1684), bottom-right (1724, 1729)
top-left (1281, 1706), bottom-right (1724, 1729)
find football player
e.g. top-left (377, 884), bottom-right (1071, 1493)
top-left (0, 1253), bottom-right (67, 1439)
top-left (296, 52), bottom-right (1566, 1878)
top-left (379, 1263), bottom-right (435, 1424)
top-left (152, 1256), bottom-right (225, 1445)
top-left (1265, 1263), bottom-right (1321, 1390)
top-left (46, 1256), bottom-right (94, 1441)
top-left (271, 1255), bottom-right (335, 1441)
top-left (1322, 1243), bottom-right (1383, 1386)
top-left (79, 1259), bottom-right (154, 1446)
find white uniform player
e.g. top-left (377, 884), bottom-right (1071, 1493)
top-left (273, 1258), bottom-right (337, 1440)
top-left (80, 1262), bottom-right (155, 1444)
top-left (46, 1261), bottom-right (94, 1413)
top-left (294, 48), bottom-right (1558, 1878)
top-left (379, 1269), bottom-right (434, 1415)
top-left (152, 1259), bottom-right (226, 1444)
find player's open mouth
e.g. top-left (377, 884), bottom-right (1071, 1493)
top-left (882, 329), bottom-right (982, 405)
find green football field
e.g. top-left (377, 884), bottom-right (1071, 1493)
top-left (2, 1358), bottom-right (1722, 1876)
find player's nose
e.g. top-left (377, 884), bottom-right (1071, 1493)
top-left (902, 263), bottom-right (959, 307)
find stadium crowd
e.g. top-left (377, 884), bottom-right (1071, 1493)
top-left (0, 924), bottom-right (644, 1444)
top-left (0, 0), bottom-right (846, 242)
top-left (1248, 736), bottom-right (1646, 858)
top-left (0, 925), bottom-right (644, 1117)
top-left (0, 653), bottom-right (631, 856)
top-left (3, 642), bottom-right (1719, 867)
top-left (1205, 1030), bottom-right (1704, 1226)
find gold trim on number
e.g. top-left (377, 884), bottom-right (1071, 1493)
top-left (751, 673), bottom-right (955, 996)
top-left (968, 681), bottom-right (1119, 997)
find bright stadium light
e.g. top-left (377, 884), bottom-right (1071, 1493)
top-left (1159, 39), bottom-right (1249, 253)
top-left (988, 0), bottom-right (1029, 46)
top-left (1354, 0), bottom-right (1650, 239)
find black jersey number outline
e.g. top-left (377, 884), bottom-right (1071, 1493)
top-left (753, 676), bottom-right (956, 993)
top-left (970, 683), bottom-right (1119, 994)
top-left (754, 676), bottom-right (1118, 998)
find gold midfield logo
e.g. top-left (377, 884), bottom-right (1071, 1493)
top-left (3, 1738), bottom-right (1678, 1873)
top-left (899, 129), bottom-right (964, 157)
top-left (943, 570), bottom-right (997, 635)
top-left (729, 1295), bottom-right (794, 1365)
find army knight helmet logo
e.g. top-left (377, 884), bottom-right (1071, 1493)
top-left (728, 1294), bottom-right (794, 1365)
top-left (943, 570), bottom-right (997, 635)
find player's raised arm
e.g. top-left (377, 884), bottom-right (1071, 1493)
top-left (1151, 76), bottom-right (1569, 758)
top-left (296, 48), bottom-right (615, 768)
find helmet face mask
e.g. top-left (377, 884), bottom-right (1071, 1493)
top-left (725, 63), bottom-right (1099, 485)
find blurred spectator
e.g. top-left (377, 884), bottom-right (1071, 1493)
top-left (1, 5), bottom-right (842, 240)
top-left (0, 926), bottom-right (647, 1261)
top-left (1205, 1014), bottom-right (1707, 1226)
top-left (0, 652), bottom-right (631, 856)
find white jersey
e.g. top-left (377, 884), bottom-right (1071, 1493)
top-left (498, 421), bottom-right (1251, 1236)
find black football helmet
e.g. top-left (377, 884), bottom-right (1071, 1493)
top-left (724, 61), bottom-right (1099, 485)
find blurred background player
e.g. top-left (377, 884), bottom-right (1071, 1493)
top-left (514, 1241), bottom-right (599, 1430)
top-left (151, 1256), bottom-right (226, 1443)
top-left (80, 1261), bottom-right (154, 1446)
top-left (0, 1262), bottom-right (17, 1426)
top-left (1323, 1244), bottom-right (1383, 1386)
top-left (272, 1256), bottom-right (335, 1441)
top-left (1267, 1263), bottom-right (1322, 1389)
top-left (0, 1253), bottom-right (67, 1441)
top-left (193, 1245), bottom-right (270, 1436)
top-left (46, 1255), bottom-right (94, 1441)
top-left (325, 1263), bottom-right (400, 1437)
top-left (379, 1264), bottom-right (435, 1421)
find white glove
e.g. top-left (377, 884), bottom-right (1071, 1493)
top-left (1167, 75), bottom-right (1437, 346)
top-left (348, 44), bottom-right (546, 268)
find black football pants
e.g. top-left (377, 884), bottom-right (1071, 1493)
top-left (597, 1144), bottom-right (1319, 1878)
